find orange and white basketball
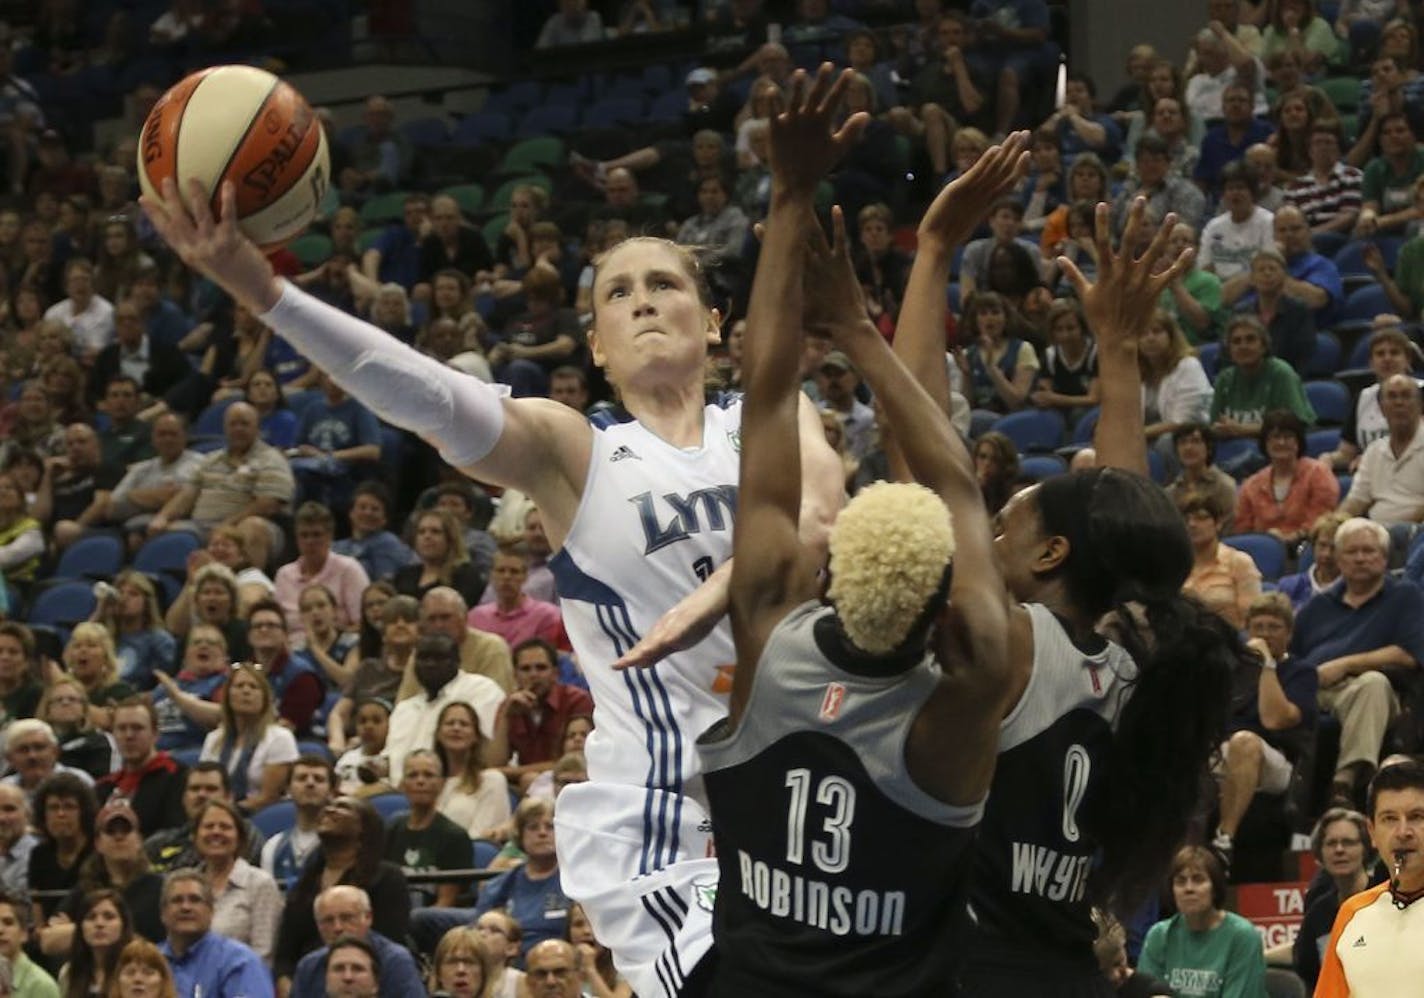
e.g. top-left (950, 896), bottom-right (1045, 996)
top-left (137, 65), bottom-right (329, 250)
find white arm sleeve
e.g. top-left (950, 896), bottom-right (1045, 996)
top-left (0, 527), bottom-right (43, 570)
top-left (259, 280), bottom-right (508, 468)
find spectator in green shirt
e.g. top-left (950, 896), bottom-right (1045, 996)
top-left (1365, 173), bottom-right (1424, 318)
top-left (1138, 846), bottom-right (1267, 998)
top-left (1210, 314), bottom-right (1316, 446)
top-left (1356, 112), bottom-right (1424, 236)
top-left (1160, 221), bottom-right (1225, 342)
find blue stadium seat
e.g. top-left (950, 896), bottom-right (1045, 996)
top-left (1070, 406), bottom-right (1100, 446)
top-left (285, 390), bottom-right (324, 418)
top-left (170, 747), bottom-right (202, 769)
top-left (1304, 379), bottom-right (1350, 424)
top-left (453, 111), bottom-right (513, 147)
top-left (297, 741), bottom-right (333, 763)
top-left (1334, 238), bottom-right (1402, 277)
top-left (1305, 427), bottom-right (1341, 458)
top-left (400, 116), bottom-right (450, 147)
top-left (51, 533), bottom-right (124, 582)
top-left (1147, 448), bottom-right (1167, 484)
top-left (252, 800), bottom-right (297, 838)
top-left (473, 838), bottom-right (499, 868)
top-left (132, 531), bottom-right (202, 605)
top-left (27, 582), bottom-right (97, 629)
top-left (1346, 332), bottom-right (1377, 369)
top-left (193, 397), bottom-right (238, 439)
top-left (369, 792), bottom-right (410, 823)
top-left (1223, 533), bottom-right (1288, 581)
top-left (516, 105), bottom-right (578, 138)
top-left (1198, 342), bottom-right (1221, 382)
top-left (1337, 284), bottom-right (1394, 328)
top-left (991, 409), bottom-right (1066, 453)
top-left (641, 64), bottom-right (673, 94)
top-left (581, 98), bottom-right (645, 129)
top-left (1214, 437), bottom-right (1263, 476)
top-left (647, 90), bottom-right (687, 123)
top-left (1337, 473), bottom-right (1352, 496)
top-left (1019, 454), bottom-right (1067, 481)
top-left (1306, 333), bottom-right (1342, 378)
top-left (545, 83), bottom-right (583, 108)
top-left (602, 74), bottom-right (647, 101)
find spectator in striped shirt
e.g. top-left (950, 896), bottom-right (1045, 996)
top-left (1285, 120), bottom-right (1363, 252)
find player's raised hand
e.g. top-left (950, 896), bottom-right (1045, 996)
top-left (1057, 197), bottom-right (1192, 357)
top-left (768, 63), bottom-right (869, 200)
top-left (918, 132), bottom-right (1030, 252)
top-left (141, 178), bottom-right (282, 313)
top-left (804, 205), bottom-right (873, 339)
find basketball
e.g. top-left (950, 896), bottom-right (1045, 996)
top-left (137, 65), bottom-right (329, 250)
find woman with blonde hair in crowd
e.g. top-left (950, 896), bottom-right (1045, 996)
top-left (972, 430), bottom-right (1022, 516)
top-left (1140, 309), bottom-right (1213, 456)
top-left (56, 624), bottom-right (134, 729)
top-left (393, 509), bottom-right (484, 606)
top-left (489, 183), bottom-right (549, 277)
top-left (433, 701), bottom-right (511, 838)
top-left (428, 925), bottom-right (497, 998)
top-left (1277, 510), bottom-right (1349, 609)
top-left (0, 470), bottom-right (43, 589)
top-left (193, 798), bottom-right (282, 965)
top-left (39, 677), bottom-right (117, 780)
top-left (198, 664), bottom-right (297, 813)
top-left (41, 355), bottom-right (90, 426)
top-left (106, 938), bottom-right (176, 998)
top-left (90, 571), bottom-right (174, 691)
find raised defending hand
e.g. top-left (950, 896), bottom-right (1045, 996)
top-left (1057, 197), bottom-right (1193, 356)
top-left (768, 63), bottom-right (869, 199)
top-left (918, 131), bottom-right (1031, 252)
top-left (141, 178), bottom-right (282, 314)
top-left (804, 205), bottom-right (873, 338)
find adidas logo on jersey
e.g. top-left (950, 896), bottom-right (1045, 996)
top-left (1353, 935), bottom-right (1367, 947)
top-left (610, 445), bottom-right (641, 462)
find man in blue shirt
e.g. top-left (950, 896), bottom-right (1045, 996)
top-left (965, 0), bottom-right (1056, 135)
top-left (1195, 83), bottom-right (1275, 197)
top-left (333, 481), bottom-right (416, 582)
top-left (360, 194), bottom-right (427, 291)
top-left (1212, 593), bottom-right (1318, 869)
top-left (292, 886), bottom-right (425, 998)
top-left (290, 370), bottom-right (383, 511)
top-left (159, 869), bottom-right (274, 997)
top-left (1291, 517), bottom-right (1424, 806)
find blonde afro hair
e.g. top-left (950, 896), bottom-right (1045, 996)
top-left (827, 481), bottom-right (956, 654)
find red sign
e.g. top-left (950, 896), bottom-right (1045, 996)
top-left (1235, 881), bottom-right (1309, 949)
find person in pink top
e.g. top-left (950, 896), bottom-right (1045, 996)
top-left (1234, 409), bottom-right (1340, 546)
top-left (466, 548), bottom-right (564, 651)
top-left (273, 502), bottom-right (370, 638)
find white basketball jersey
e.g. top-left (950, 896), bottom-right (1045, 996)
top-left (551, 398), bottom-right (742, 811)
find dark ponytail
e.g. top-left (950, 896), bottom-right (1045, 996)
top-left (1087, 591), bottom-right (1237, 914)
top-left (1037, 468), bottom-right (1238, 915)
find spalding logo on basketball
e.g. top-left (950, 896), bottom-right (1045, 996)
top-left (138, 65), bottom-right (330, 250)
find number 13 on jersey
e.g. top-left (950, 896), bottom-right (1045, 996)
top-left (785, 768), bottom-right (857, 873)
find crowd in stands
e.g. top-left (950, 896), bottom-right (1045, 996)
top-left (0, 0), bottom-right (1422, 994)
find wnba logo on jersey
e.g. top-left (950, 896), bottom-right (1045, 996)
top-left (819, 683), bottom-right (846, 722)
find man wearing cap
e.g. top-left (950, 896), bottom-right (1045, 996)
top-left (291, 886), bottom-right (424, 998)
top-left (2, 720), bottom-right (94, 801)
top-left (145, 763), bottom-right (265, 873)
top-left (78, 798), bottom-right (166, 943)
top-left (816, 351), bottom-right (878, 462)
top-left (159, 869), bottom-right (273, 998)
top-left (684, 67), bottom-right (739, 135)
top-left (95, 699), bottom-right (187, 836)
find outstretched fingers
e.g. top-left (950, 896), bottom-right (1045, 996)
top-left (1092, 200), bottom-right (1117, 275)
top-left (829, 204), bottom-right (848, 260)
top-left (1055, 253), bottom-right (1090, 302)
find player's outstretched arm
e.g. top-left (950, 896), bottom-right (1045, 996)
top-left (729, 64), bottom-right (867, 723)
top-left (805, 208), bottom-right (1012, 805)
top-left (1058, 198), bottom-right (1194, 476)
top-left (141, 179), bottom-right (590, 532)
top-left (892, 133), bottom-right (1029, 418)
